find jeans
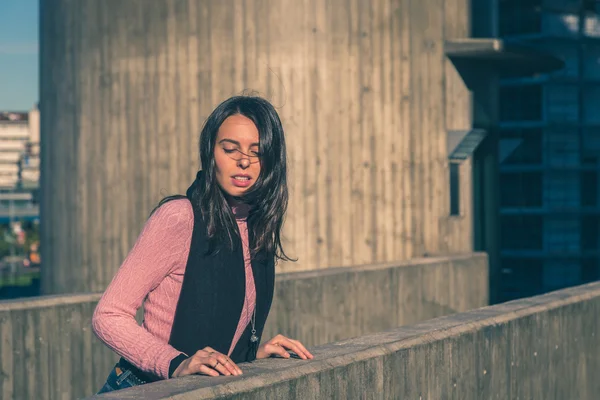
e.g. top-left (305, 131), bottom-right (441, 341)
top-left (96, 363), bottom-right (147, 394)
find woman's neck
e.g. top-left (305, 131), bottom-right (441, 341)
top-left (226, 196), bottom-right (250, 220)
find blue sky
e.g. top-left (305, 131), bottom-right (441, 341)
top-left (0, 0), bottom-right (38, 111)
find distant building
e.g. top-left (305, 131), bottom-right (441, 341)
top-left (0, 105), bottom-right (40, 221)
top-left (0, 111), bottom-right (29, 190)
top-left (497, 0), bottom-right (600, 301)
top-left (20, 105), bottom-right (40, 191)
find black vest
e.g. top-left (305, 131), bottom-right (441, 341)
top-left (120, 172), bottom-right (275, 381)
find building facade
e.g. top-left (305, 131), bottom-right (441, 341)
top-left (0, 107), bottom-right (40, 191)
top-left (497, 0), bottom-right (600, 301)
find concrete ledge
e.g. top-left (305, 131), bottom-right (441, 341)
top-left (264, 253), bottom-right (488, 347)
top-left (0, 292), bottom-right (103, 311)
top-left (91, 281), bottom-right (600, 399)
top-left (445, 38), bottom-right (565, 75)
top-left (0, 253), bottom-right (487, 400)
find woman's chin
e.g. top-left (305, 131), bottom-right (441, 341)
top-left (225, 185), bottom-right (251, 198)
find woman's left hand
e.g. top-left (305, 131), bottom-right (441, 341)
top-left (256, 334), bottom-right (314, 360)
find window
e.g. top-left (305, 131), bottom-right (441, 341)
top-left (547, 85), bottom-right (579, 123)
top-left (500, 86), bottom-right (543, 121)
top-left (581, 171), bottom-right (598, 207)
top-left (583, 0), bottom-right (600, 14)
top-left (583, 45), bottom-right (600, 80)
top-left (500, 215), bottom-right (544, 250)
top-left (581, 216), bottom-right (599, 251)
top-left (499, 128), bottom-right (543, 165)
top-left (499, 258), bottom-right (544, 302)
top-left (499, 0), bottom-right (542, 36)
top-left (450, 163), bottom-right (460, 216)
top-left (582, 156), bottom-right (598, 166)
top-left (581, 259), bottom-right (599, 284)
top-left (500, 172), bottom-right (543, 207)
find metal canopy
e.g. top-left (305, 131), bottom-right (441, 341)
top-left (448, 128), bottom-right (487, 161)
top-left (445, 38), bottom-right (565, 76)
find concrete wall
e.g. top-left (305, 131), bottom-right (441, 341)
top-left (90, 280), bottom-right (600, 400)
top-left (40, 0), bottom-right (476, 294)
top-left (0, 254), bottom-right (486, 400)
top-left (264, 253), bottom-right (487, 347)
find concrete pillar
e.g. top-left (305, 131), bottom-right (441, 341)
top-left (40, 0), bottom-right (476, 294)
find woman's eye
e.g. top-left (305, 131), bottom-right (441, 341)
top-left (223, 148), bottom-right (236, 153)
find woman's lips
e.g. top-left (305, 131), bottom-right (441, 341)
top-left (231, 176), bottom-right (252, 187)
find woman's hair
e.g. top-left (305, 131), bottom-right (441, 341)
top-left (153, 95), bottom-right (293, 263)
top-left (199, 95), bottom-right (292, 262)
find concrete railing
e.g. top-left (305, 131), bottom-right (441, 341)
top-left (264, 253), bottom-right (488, 346)
top-left (0, 253), bottom-right (487, 400)
top-left (91, 280), bottom-right (600, 400)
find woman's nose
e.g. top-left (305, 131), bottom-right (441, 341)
top-left (238, 157), bottom-right (250, 169)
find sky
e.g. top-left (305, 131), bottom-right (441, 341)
top-left (0, 0), bottom-right (38, 111)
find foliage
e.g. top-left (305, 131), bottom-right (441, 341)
top-left (0, 220), bottom-right (40, 259)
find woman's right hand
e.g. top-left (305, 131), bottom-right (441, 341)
top-left (172, 346), bottom-right (243, 377)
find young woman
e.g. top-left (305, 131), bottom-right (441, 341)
top-left (93, 95), bottom-right (313, 393)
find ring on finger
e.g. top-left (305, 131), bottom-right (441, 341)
top-left (214, 361), bottom-right (220, 369)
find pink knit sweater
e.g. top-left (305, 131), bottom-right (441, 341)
top-left (91, 199), bottom-right (256, 379)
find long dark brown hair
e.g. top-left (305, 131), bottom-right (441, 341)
top-left (153, 95), bottom-right (293, 263)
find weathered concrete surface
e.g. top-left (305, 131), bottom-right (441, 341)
top-left (263, 253), bottom-right (488, 347)
top-left (89, 281), bottom-right (600, 400)
top-left (41, 0), bottom-right (477, 294)
top-left (0, 254), bottom-right (486, 400)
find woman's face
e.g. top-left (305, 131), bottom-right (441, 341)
top-left (214, 114), bottom-right (262, 197)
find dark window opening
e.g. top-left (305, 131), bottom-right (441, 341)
top-left (581, 171), bottom-right (598, 207)
top-left (581, 259), bottom-right (599, 284)
top-left (583, 0), bottom-right (600, 15)
top-left (500, 172), bottom-right (544, 207)
top-left (500, 215), bottom-right (544, 250)
top-left (450, 163), bottom-right (460, 216)
top-left (500, 86), bottom-right (543, 121)
top-left (582, 156), bottom-right (598, 166)
top-left (500, 128), bottom-right (543, 165)
top-left (499, 0), bottom-right (542, 36)
top-left (581, 216), bottom-right (600, 251)
top-left (499, 257), bottom-right (544, 302)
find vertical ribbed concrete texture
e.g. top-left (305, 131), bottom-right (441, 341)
top-left (40, 0), bottom-right (475, 294)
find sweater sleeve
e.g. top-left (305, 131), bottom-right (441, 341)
top-left (92, 198), bottom-right (193, 379)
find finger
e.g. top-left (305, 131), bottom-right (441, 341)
top-left (197, 364), bottom-right (220, 377)
top-left (265, 334), bottom-right (283, 345)
top-left (216, 354), bottom-right (242, 376)
top-left (196, 347), bottom-right (215, 358)
top-left (267, 343), bottom-right (290, 359)
top-left (288, 339), bottom-right (314, 359)
top-left (202, 350), bottom-right (241, 376)
top-left (277, 338), bottom-right (309, 360)
top-left (214, 354), bottom-right (240, 376)
top-left (203, 355), bottom-right (237, 376)
top-left (185, 356), bottom-right (211, 375)
top-left (211, 359), bottom-right (232, 376)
